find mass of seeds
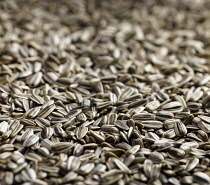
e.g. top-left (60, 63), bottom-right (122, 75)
top-left (1, 0), bottom-right (210, 184)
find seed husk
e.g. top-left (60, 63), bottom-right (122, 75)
top-left (0, 121), bottom-right (9, 134)
top-left (129, 99), bottom-right (147, 109)
top-left (141, 120), bottom-right (163, 129)
top-left (1, 1), bottom-right (210, 184)
top-left (198, 121), bottom-right (210, 133)
top-left (193, 172), bottom-right (210, 184)
top-left (146, 100), bottom-right (160, 112)
top-left (143, 159), bottom-right (153, 178)
top-left (115, 120), bottom-right (129, 130)
top-left (162, 101), bottom-right (183, 113)
top-left (76, 126), bottom-right (88, 139)
top-left (168, 148), bottom-right (185, 159)
top-left (132, 113), bottom-right (155, 121)
top-left (164, 119), bottom-right (179, 129)
top-left (174, 120), bottom-right (187, 136)
top-left (198, 115), bottom-right (210, 124)
top-left (67, 156), bottom-right (81, 171)
top-left (51, 142), bottom-right (74, 153)
top-left (78, 163), bottom-right (95, 175)
top-left (23, 134), bottom-right (39, 147)
top-left (148, 152), bottom-right (164, 164)
top-left (20, 128), bottom-right (34, 142)
top-left (113, 158), bottom-right (131, 173)
top-left (62, 171), bottom-right (78, 183)
top-left (156, 111), bottom-right (174, 121)
top-left (41, 127), bottom-right (54, 139)
top-left (185, 158), bottom-right (199, 172)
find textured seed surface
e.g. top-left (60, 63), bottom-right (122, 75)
top-left (23, 135), bottom-right (39, 147)
top-left (0, 0), bottom-right (210, 184)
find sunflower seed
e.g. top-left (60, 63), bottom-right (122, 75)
top-left (20, 129), bottom-right (34, 142)
top-left (23, 134), bottom-right (39, 147)
top-left (76, 126), bottom-right (88, 139)
top-left (148, 152), bottom-right (164, 164)
top-left (185, 158), bottom-right (199, 172)
top-left (197, 121), bottom-right (210, 133)
top-left (156, 111), bottom-right (174, 121)
top-left (193, 172), bottom-right (210, 184)
top-left (129, 99), bottom-right (147, 109)
top-left (62, 171), bottom-right (78, 183)
top-left (115, 120), bottom-right (129, 130)
top-left (132, 113), bottom-right (155, 121)
top-left (67, 156), bottom-right (81, 171)
top-left (146, 100), bottom-right (160, 112)
top-left (143, 159), bottom-right (153, 178)
top-left (0, 121), bottom-right (9, 134)
top-left (79, 163), bottom-right (95, 175)
top-left (141, 120), bottom-right (163, 129)
top-left (51, 142), bottom-right (74, 153)
top-left (113, 158), bottom-right (131, 173)
top-left (168, 148), bottom-right (185, 159)
top-left (1, 1), bottom-right (210, 184)
top-left (162, 101), bottom-right (183, 113)
top-left (174, 121), bottom-right (187, 136)
top-left (40, 127), bottom-right (53, 139)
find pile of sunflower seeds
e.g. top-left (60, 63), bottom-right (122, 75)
top-left (1, 0), bottom-right (210, 184)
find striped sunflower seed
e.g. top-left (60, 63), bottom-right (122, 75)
top-left (148, 152), bottom-right (164, 164)
top-left (197, 121), bottom-right (210, 133)
top-left (41, 127), bottom-right (54, 139)
top-left (174, 121), bottom-right (187, 136)
top-left (115, 120), bottom-right (129, 130)
top-left (20, 128), bottom-right (34, 142)
top-left (23, 134), bottom-right (39, 147)
top-left (198, 115), bottom-right (210, 124)
top-left (132, 113), bottom-right (155, 120)
top-left (76, 126), bottom-right (88, 139)
top-left (141, 120), bottom-right (163, 129)
top-left (193, 172), bottom-right (210, 184)
top-left (156, 111), bottom-right (174, 121)
top-left (185, 158), bottom-right (199, 172)
top-left (146, 100), bottom-right (160, 112)
top-left (51, 142), bottom-right (74, 153)
top-left (162, 101), bottom-right (183, 113)
top-left (113, 158), bottom-right (131, 173)
top-left (168, 148), bottom-right (185, 159)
